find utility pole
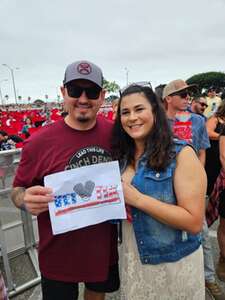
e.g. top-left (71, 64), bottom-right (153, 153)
top-left (0, 79), bottom-right (8, 106)
top-left (2, 64), bottom-right (19, 105)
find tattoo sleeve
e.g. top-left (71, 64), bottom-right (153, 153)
top-left (11, 187), bottom-right (26, 209)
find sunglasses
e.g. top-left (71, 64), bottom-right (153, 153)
top-left (120, 81), bottom-right (153, 96)
top-left (171, 91), bottom-right (189, 99)
top-left (199, 102), bottom-right (208, 108)
top-left (65, 84), bottom-right (102, 100)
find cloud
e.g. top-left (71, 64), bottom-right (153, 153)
top-left (0, 0), bottom-right (225, 100)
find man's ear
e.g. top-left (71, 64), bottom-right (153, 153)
top-left (100, 89), bottom-right (106, 104)
top-left (165, 95), bottom-right (172, 104)
top-left (61, 86), bottom-right (66, 97)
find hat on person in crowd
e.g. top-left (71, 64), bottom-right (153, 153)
top-left (63, 60), bottom-right (103, 88)
top-left (208, 86), bottom-right (216, 93)
top-left (162, 79), bottom-right (197, 99)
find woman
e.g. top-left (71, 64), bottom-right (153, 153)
top-left (112, 84), bottom-right (206, 299)
top-left (207, 126), bottom-right (225, 281)
top-left (205, 101), bottom-right (225, 196)
top-left (21, 116), bottom-right (34, 138)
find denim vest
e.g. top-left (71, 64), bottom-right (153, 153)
top-left (122, 140), bottom-right (201, 265)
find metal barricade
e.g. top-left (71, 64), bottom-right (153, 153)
top-left (0, 149), bottom-right (41, 297)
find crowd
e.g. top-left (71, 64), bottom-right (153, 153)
top-left (0, 60), bottom-right (225, 299)
top-left (0, 102), bottom-right (114, 152)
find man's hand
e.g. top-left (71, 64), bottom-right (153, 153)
top-left (24, 186), bottom-right (54, 216)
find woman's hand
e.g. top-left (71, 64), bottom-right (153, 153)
top-left (122, 181), bottom-right (140, 207)
top-left (121, 165), bottom-right (135, 183)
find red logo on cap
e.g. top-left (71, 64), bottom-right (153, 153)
top-left (77, 63), bottom-right (92, 75)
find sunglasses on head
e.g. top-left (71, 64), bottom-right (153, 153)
top-left (65, 84), bottom-right (102, 100)
top-left (171, 91), bottom-right (189, 99)
top-left (120, 81), bottom-right (153, 96)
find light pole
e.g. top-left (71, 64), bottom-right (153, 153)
top-left (2, 64), bottom-right (19, 105)
top-left (4, 95), bottom-right (9, 104)
top-left (124, 67), bottom-right (129, 85)
top-left (0, 79), bottom-right (8, 106)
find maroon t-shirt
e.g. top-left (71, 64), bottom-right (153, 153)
top-left (13, 117), bottom-right (118, 282)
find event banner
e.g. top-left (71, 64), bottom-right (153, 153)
top-left (44, 161), bottom-right (126, 235)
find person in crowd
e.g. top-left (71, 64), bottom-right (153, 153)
top-left (112, 83), bottom-right (206, 299)
top-left (205, 102), bottom-right (225, 196)
top-left (21, 116), bottom-right (34, 138)
top-left (154, 84), bottom-right (166, 103)
top-left (5, 115), bottom-right (16, 127)
top-left (217, 127), bottom-right (225, 280)
top-left (190, 96), bottom-right (208, 119)
top-left (111, 98), bottom-right (119, 121)
top-left (163, 79), bottom-right (209, 164)
top-left (0, 271), bottom-right (8, 300)
top-left (0, 130), bottom-right (23, 151)
top-left (41, 114), bottom-right (54, 127)
top-left (163, 79), bottom-right (225, 300)
top-left (206, 125), bottom-right (225, 282)
top-left (11, 60), bottom-right (119, 300)
top-left (204, 87), bottom-right (222, 118)
top-left (221, 91), bottom-right (225, 102)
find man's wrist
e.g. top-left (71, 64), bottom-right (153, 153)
top-left (20, 202), bottom-right (27, 211)
top-left (11, 187), bottom-right (26, 209)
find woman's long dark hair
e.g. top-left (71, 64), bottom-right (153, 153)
top-left (215, 101), bottom-right (225, 120)
top-left (112, 85), bottom-right (174, 171)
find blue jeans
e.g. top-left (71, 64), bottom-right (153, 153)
top-left (202, 218), bottom-right (216, 282)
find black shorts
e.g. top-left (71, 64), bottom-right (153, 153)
top-left (218, 190), bottom-right (225, 219)
top-left (41, 263), bottom-right (120, 300)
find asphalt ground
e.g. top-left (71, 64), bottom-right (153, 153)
top-left (7, 230), bottom-right (225, 300)
top-left (1, 205), bottom-right (225, 299)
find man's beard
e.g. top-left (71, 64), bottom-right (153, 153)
top-left (77, 115), bottom-right (90, 123)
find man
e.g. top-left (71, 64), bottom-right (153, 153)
top-left (190, 96), bottom-right (208, 119)
top-left (11, 61), bottom-right (119, 300)
top-left (204, 87), bottom-right (222, 118)
top-left (0, 130), bottom-right (23, 151)
top-left (163, 79), bottom-right (210, 165)
top-left (163, 79), bottom-right (224, 300)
